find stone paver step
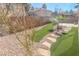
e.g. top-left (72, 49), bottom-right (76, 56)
top-left (54, 31), bottom-right (62, 36)
top-left (38, 44), bottom-right (50, 50)
top-left (47, 37), bottom-right (56, 43)
top-left (45, 39), bottom-right (53, 43)
top-left (50, 34), bottom-right (60, 38)
top-left (48, 35), bottom-right (58, 39)
top-left (63, 29), bottom-right (71, 33)
top-left (42, 41), bottom-right (51, 48)
top-left (37, 48), bottom-right (50, 56)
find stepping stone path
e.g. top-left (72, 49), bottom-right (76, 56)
top-left (35, 32), bottom-right (62, 56)
top-left (34, 23), bottom-right (78, 56)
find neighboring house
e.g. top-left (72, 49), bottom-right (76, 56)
top-left (60, 14), bottom-right (78, 24)
top-left (34, 8), bottom-right (52, 17)
top-left (29, 8), bottom-right (53, 18)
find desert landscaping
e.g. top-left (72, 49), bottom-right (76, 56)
top-left (0, 3), bottom-right (78, 56)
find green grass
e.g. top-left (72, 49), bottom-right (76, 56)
top-left (51, 27), bottom-right (78, 56)
top-left (34, 23), bottom-right (53, 42)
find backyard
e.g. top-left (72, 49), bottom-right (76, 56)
top-left (0, 3), bottom-right (78, 56)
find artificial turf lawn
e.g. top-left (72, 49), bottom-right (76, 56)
top-left (34, 23), bottom-right (53, 42)
top-left (51, 27), bottom-right (78, 56)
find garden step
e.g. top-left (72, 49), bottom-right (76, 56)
top-left (37, 48), bottom-right (50, 56)
top-left (48, 35), bottom-right (57, 39)
top-left (54, 31), bottom-right (63, 36)
top-left (45, 39), bottom-right (53, 43)
top-left (42, 41), bottom-right (51, 48)
top-left (38, 44), bottom-right (50, 50)
top-left (47, 37), bottom-right (56, 43)
top-left (50, 34), bottom-right (60, 38)
top-left (63, 29), bottom-right (71, 33)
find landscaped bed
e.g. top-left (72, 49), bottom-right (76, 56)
top-left (51, 27), bottom-right (78, 56)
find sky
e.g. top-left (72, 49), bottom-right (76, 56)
top-left (31, 3), bottom-right (77, 11)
